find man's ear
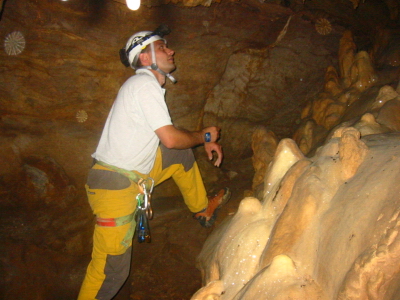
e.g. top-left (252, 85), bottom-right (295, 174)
top-left (139, 52), bottom-right (151, 66)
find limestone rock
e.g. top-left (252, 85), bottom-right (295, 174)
top-left (324, 65), bottom-right (343, 96)
top-left (339, 30), bottom-right (357, 88)
top-left (203, 15), bottom-right (339, 160)
top-left (251, 126), bottom-right (278, 197)
top-left (377, 99), bottom-right (400, 131)
top-left (194, 130), bottom-right (400, 299)
top-left (349, 51), bottom-right (378, 93)
top-left (293, 30), bottom-right (398, 152)
top-left (371, 85), bottom-right (399, 110)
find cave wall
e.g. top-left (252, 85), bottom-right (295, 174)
top-left (0, 0), bottom-right (398, 299)
top-left (193, 28), bottom-right (400, 299)
top-left (0, 0), bottom-right (343, 175)
top-left (203, 14), bottom-right (341, 160)
top-left (0, 1), bottom-right (322, 298)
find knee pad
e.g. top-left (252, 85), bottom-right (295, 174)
top-left (160, 144), bottom-right (195, 172)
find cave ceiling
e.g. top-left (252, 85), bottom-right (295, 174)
top-left (1, 0), bottom-right (397, 35)
top-left (110, 0), bottom-right (398, 34)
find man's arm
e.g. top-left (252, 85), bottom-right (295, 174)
top-left (155, 124), bottom-right (223, 167)
top-left (155, 125), bottom-right (218, 149)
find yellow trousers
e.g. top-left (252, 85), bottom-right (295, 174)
top-left (77, 146), bottom-right (207, 300)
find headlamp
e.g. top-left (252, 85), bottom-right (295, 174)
top-left (126, 25), bottom-right (171, 56)
top-left (120, 25), bottom-right (171, 68)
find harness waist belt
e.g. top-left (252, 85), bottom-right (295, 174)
top-left (95, 160), bottom-right (142, 184)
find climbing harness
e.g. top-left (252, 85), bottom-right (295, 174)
top-left (95, 160), bottom-right (142, 186)
top-left (93, 160), bottom-right (155, 244)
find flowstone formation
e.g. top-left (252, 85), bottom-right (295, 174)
top-left (294, 29), bottom-right (400, 156)
top-left (192, 30), bottom-right (400, 299)
top-left (193, 104), bottom-right (400, 300)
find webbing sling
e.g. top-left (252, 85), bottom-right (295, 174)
top-left (95, 160), bottom-right (142, 184)
top-left (97, 214), bottom-right (134, 227)
top-left (97, 213), bottom-right (135, 247)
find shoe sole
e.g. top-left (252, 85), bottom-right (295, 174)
top-left (218, 187), bottom-right (231, 208)
top-left (194, 187), bottom-right (232, 228)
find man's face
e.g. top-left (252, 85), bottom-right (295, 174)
top-left (152, 40), bottom-right (176, 73)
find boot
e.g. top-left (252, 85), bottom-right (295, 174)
top-left (193, 187), bottom-right (231, 228)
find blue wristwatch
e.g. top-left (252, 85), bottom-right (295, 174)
top-left (204, 132), bottom-right (211, 143)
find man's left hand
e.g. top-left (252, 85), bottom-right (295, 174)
top-left (204, 142), bottom-right (223, 167)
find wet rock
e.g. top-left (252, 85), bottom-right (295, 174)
top-left (195, 130), bottom-right (400, 299)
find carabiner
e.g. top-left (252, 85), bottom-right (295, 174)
top-left (145, 178), bottom-right (154, 219)
top-left (136, 178), bottom-right (154, 219)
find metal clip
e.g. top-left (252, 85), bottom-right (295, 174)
top-left (135, 177), bottom-right (155, 243)
top-left (136, 177), bottom-right (154, 219)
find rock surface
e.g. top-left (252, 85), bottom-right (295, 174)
top-left (194, 30), bottom-right (400, 299)
top-left (194, 117), bottom-right (400, 300)
top-left (0, 0), bottom-right (399, 299)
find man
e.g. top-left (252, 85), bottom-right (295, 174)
top-left (77, 25), bottom-right (230, 300)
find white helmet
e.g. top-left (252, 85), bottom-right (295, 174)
top-left (124, 31), bottom-right (166, 69)
top-left (119, 25), bottom-right (176, 83)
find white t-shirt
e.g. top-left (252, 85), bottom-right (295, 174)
top-left (93, 69), bottom-right (172, 174)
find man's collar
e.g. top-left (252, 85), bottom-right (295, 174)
top-left (136, 68), bottom-right (165, 86)
top-left (136, 68), bottom-right (156, 78)
top-left (136, 68), bottom-right (165, 91)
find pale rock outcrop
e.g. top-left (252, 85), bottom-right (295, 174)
top-left (334, 127), bottom-right (368, 181)
top-left (232, 254), bottom-right (325, 300)
top-left (251, 126), bottom-right (278, 197)
top-left (299, 64), bottom-right (353, 132)
top-left (349, 51), bottom-right (378, 93)
top-left (324, 65), bottom-right (343, 97)
top-left (353, 113), bottom-right (390, 137)
top-left (293, 119), bottom-right (315, 154)
top-left (296, 30), bottom-right (396, 153)
top-left (194, 122), bottom-right (400, 299)
top-left (339, 30), bottom-right (357, 89)
top-left (371, 85), bottom-right (399, 111)
top-left (262, 139), bottom-right (305, 205)
top-left (260, 127), bottom-right (367, 271)
top-left (194, 138), bottom-right (309, 299)
top-left (337, 207), bottom-right (400, 299)
top-left (202, 15), bottom-right (339, 160)
top-left (311, 93), bottom-right (336, 129)
top-left (194, 196), bottom-right (270, 299)
top-left (293, 118), bottom-right (329, 157)
top-left (194, 29), bottom-right (400, 296)
top-left (377, 99), bottom-right (400, 131)
top-left (373, 85), bottom-right (400, 132)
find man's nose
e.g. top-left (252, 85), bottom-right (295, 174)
top-left (167, 47), bottom-right (174, 56)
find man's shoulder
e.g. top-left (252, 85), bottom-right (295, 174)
top-left (124, 70), bottom-right (158, 87)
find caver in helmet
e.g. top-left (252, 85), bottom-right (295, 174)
top-left (119, 24), bottom-right (176, 83)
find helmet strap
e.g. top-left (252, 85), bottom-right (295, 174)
top-left (146, 42), bottom-right (177, 84)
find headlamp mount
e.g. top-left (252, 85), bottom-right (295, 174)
top-left (119, 24), bottom-right (171, 68)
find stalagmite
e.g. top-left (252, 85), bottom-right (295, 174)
top-left (251, 126), bottom-right (278, 196)
top-left (339, 30), bottom-right (357, 88)
top-left (349, 51), bottom-right (378, 92)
